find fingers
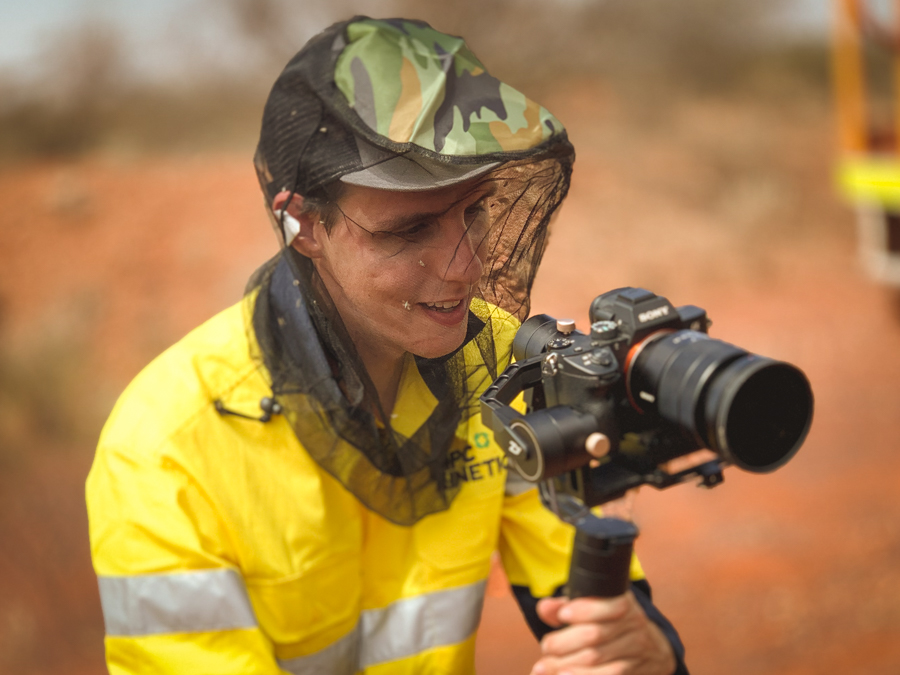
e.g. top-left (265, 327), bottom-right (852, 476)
top-left (557, 594), bottom-right (632, 625)
top-left (540, 621), bottom-right (630, 658)
top-left (533, 662), bottom-right (637, 675)
top-left (536, 596), bottom-right (569, 628)
top-left (531, 592), bottom-right (677, 675)
top-left (531, 645), bottom-right (626, 674)
top-left (539, 595), bottom-right (636, 660)
top-left (533, 626), bottom-right (674, 675)
top-left (533, 630), bottom-right (647, 675)
top-left (538, 592), bottom-right (631, 626)
top-left (537, 593), bottom-right (633, 631)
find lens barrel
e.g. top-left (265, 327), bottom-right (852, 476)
top-left (628, 331), bottom-right (813, 472)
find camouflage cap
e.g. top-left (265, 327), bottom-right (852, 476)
top-left (254, 16), bottom-right (572, 205)
top-left (334, 18), bottom-right (566, 157)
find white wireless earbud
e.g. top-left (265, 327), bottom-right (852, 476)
top-left (274, 209), bottom-right (302, 246)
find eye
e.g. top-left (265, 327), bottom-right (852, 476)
top-left (464, 200), bottom-right (489, 229)
top-left (399, 221), bottom-right (432, 239)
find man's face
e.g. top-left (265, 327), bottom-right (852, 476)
top-left (297, 180), bottom-right (491, 361)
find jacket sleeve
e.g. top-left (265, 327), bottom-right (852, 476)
top-left (497, 480), bottom-right (689, 674)
top-left (86, 437), bottom-right (282, 675)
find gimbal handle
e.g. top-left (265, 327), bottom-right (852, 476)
top-left (567, 515), bottom-right (638, 599)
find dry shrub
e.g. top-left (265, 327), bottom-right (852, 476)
top-left (0, 0), bottom-right (829, 160)
top-left (0, 20), bottom-right (128, 157)
top-left (0, 335), bottom-right (101, 467)
top-left (389, 0), bottom-right (827, 93)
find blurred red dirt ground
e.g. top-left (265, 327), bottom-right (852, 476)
top-left (1, 86), bottom-right (900, 674)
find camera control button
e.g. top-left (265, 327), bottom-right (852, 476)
top-left (589, 347), bottom-right (616, 368)
top-left (585, 432), bottom-right (611, 459)
top-left (556, 319), bottom-right (576, 334)
top-left (548, 337), bottom-right (572, 350)
top-left (591, 320), bottom-right (619, 341)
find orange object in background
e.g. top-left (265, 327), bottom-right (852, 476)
top-left (833, 0), bottom-right (900, 285)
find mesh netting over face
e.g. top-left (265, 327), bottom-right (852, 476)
top-left (246, 17), bottom-right (574, 525)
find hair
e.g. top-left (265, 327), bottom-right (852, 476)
top-left (298, 181), bottom-right (345, 234)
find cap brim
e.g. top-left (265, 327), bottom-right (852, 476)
top-left (340, 138), bottom-right (499, 191)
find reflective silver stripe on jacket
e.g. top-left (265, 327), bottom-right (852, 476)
top-left (279, 580), bottom-right (487, 674)
top-left (278, 627), bottom-right (361, 675)
top-left (98, 568), bottom-right (258, 636)
top-left (360, 580), bottom-right (486, 667)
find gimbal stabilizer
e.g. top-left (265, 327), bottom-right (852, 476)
top-left (480, 287), bottom-right (813, 597)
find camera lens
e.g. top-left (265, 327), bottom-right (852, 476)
top-left (704, 356), bottom-right (813, 471)
top-left (628, 331), bottom-right (813, 472)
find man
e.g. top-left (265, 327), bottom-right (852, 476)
top-left (87, 17), bottom-right (687, 675)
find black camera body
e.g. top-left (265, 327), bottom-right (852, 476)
top-left (481, 287), bottom-right (814, 509)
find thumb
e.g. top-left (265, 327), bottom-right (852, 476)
top-left (536, 596), bottom-right (569, 628)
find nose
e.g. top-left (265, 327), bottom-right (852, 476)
top-left (435, 220), bottom-right (484, 287)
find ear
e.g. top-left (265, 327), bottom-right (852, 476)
top-left (271, 191), bottom-right (325, 258)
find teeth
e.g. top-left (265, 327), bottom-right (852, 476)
top-left (425, 300), bottom-right (461, 309)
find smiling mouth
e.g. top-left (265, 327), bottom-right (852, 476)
top-left (423, 299), bottom-right (462, 312)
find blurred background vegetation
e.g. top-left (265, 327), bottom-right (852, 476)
top-left (0, 0), bottom-right (830, 159)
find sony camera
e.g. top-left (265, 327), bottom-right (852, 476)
top-left (481, 287), bottom-right (814, 509)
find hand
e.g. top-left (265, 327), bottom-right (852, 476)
top-left (530, 592), bottom-right (676, 675)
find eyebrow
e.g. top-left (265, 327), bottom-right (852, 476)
top-left (375, 186), bottom-right (497, 233)
top-left (376, 209), bottom-right (445, 233)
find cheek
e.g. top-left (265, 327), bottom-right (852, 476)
top-left (344, 259), bottom-right (424, 305)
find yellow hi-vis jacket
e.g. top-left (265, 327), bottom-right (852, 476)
top-left (87, 298), bottom-right (645, 675)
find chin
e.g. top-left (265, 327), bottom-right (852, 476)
top-left (409, 328), bottom-right (468, 360)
